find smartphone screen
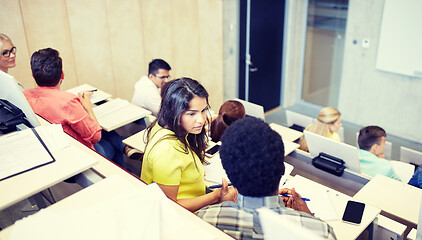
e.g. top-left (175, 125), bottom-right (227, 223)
top-left (342, 200), bottom-right (365, 224)
top-left (206, 144), bottom-right (220, 156)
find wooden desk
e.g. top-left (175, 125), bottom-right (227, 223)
top-left (67, 84), bottom-right (152, 132)
top-left (0, 139), bottom-right (98, 211)
top-left (269, 123), bottom-right (303, 142)
top-left (122, 129), bottom-right (148, 152)
top-left (354, 174), bottom-right (422, 227)
top-left (0, 175), bottom-right (233, 239)
top-left (284, 175), bottom-right (381, 240)
top-left (93, 98), bottom-right (151, 132)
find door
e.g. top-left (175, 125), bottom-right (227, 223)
top-left (239, 0), bottom-right (285, 111)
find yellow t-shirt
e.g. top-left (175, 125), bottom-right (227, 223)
top-left (140, 124), bottom-right (205, 200)
top-left (328, 132), bottom-right (341, 142)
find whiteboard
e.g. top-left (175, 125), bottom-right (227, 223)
top-left (376, 0), bottom-right (422, 78)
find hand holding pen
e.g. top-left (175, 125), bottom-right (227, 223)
top-left (279, 188), bottom-right (313, 215)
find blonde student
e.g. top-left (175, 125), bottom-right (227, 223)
top-left (299, 107), bottom-right (342, 152)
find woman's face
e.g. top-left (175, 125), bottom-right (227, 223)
top-left (181, 96), bottom-right (208, 134)
top-left (328, 116), bottom-right (342, 133)
top-left (0, 40), bottom-right (16, 73)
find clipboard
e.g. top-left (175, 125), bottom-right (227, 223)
top-left (0, 128), bottom-right (56, 181)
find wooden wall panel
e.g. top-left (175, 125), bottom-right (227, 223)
top-left (1, 0), bottom-right (225, 107)
top-left (20, 0), bottom-right (78, 91)
top-left (0, 0), bottom-right (32, 88)
top-left (198, 0), bottom-right (224, 110)
top-left (105, 0), bottom-right (146, 100)
top-left (66, 0), bottom-right (116, 96)
top-left (139, 0), bottom-right (173, 71)
top-left (171, 0), bottom-right (200, 80)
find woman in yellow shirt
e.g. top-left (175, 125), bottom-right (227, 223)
top-left (141, 77), bottom-right (237, 212)
top-left (299, 107), bottom-right (342, 152)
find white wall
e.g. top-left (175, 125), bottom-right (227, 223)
top-left (338, 0), bottom-right (422, 143)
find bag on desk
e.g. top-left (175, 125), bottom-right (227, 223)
top-left (0, 99), bottom-right (31, 134)
top-left (312, 152), bottom-right (345, 176)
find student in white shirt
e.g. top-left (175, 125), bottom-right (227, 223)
top-left (131, 59), bottom-right (171, 116)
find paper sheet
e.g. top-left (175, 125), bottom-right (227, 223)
top-left (0, 128), bottom-right (55, 181)
top-left (283, 176), bottom-right (339, 221)
top-left (34, 124), bottom-right (69, 152)
top-left (93, 98), bottom-right (151, 130)
top-left (66, 84), bottom-right (112, 104)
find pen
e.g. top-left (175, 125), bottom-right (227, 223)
top-left (208, 183), bottom-right (233, 189)
top-left (89, 89), bottom-right (98, 92)
top-left (279, 193), bottom-right (310, 201)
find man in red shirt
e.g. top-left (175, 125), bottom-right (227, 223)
top-left (24, 48), bottom-right (140, 166)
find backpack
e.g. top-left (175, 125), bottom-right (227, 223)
top-left (0, 99), bottom-right (32, 134)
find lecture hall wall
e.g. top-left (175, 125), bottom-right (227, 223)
top-left (0, 0), bottom-right (224, 110)
top-left (338, 0), bottom-right (422, 143)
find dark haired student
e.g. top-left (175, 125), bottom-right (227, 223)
top-left (131, 59), bottom-right (171, 116)
top-left (141, 78), bottom-right (237, 212)
top-left (197, 117), bottom-right (336, 240)
top-left (24, 48), bottom-right (141, 167)
top-left (358, 125), bottom-right (422, 188)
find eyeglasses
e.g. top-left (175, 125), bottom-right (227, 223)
top-left (2, 47), bottom-right (17, 58)
top-left (154, 74), bottom-right (171, 80)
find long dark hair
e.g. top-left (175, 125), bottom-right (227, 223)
top-left (210, 100), bottom-right (245, 142)
top-left (146, 77), bottom-right (209, 163)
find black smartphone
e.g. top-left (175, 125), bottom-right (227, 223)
top-left (206, 144), bottom-right (220, 156)
top-left (342, 200), bottom-right (365, 224)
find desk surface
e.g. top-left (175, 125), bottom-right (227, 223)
top-left (269, 123), bottom-right (303, 143)
top-left (93, 98), bottom-right (151, 132)
top-left (354, 174), bottom-right (422, 226)
top-left (0, 141), bottom-right (98, 211)
top-left (123, 129), bottom-right (148, 152)
top-left (285, 175), bottom-right (380, 240)
top-left (0, 175), bottom-right (232, 240)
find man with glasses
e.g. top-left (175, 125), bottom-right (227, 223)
top-left (131, 59), bottom-right (171, 116)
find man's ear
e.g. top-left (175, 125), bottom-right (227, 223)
top-left (369, 143), bottom-right (378, 154)
top-left (148, 73), bottom-right (154, 79)
top-left (61, 71), bottom-right (64, 79)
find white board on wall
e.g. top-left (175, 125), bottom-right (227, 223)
top-left (376, 0), bottom-right (422, 78)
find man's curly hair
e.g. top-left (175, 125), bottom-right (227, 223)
top-left (220, 117), bottom-right (285, 197)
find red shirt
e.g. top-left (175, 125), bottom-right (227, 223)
top-left (24, 87), bottom-right (102, 150)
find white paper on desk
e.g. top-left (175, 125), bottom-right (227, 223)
top-left (203, 154), bottom-right (229, 184)
top-left (283, 178), bottom-right (339, 221)
top-left (93, 98), bottom-right (151, 130)
top-left (0, 128), bottom-right (54, 181)
top-left (34, 124), bottom-right (69, 152)
top-left (9, 183), bottom-right (215, 240)
top-left (279, 162), bottom-right (294, 186)
top-left (66, 83), bottom-right (112, 104)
